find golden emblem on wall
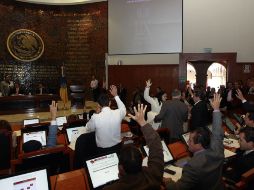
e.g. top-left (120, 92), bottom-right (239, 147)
top-left (7, 29), bottom-right (44, 62)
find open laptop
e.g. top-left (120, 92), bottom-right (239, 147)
top-left (0, 168), bottom-right (50, 190)
top-left (22, 124), bottom-right (49, 148)
top-left (66, 125), bottom-right (87, 144)
top-left (56, 116), bottom-right (67, 130)
top-left (222, 117), bottom-right (236, 132)
top-left (181, 132), bottom-right (190, 147)
top-left (23, 118), bottom-right (40, 126)
top-left (85, 153), bottom-right (119, 189)
top-left (142, 140), bottom-right (174, 165)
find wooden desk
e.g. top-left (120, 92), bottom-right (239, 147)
top-left (0, 94), bottom-right (59, 115)
top-left (50, 169), bottom-right (90, 190)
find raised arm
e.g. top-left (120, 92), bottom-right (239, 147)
top-left (47, 101), bottom-right (58, 147)
top-left (144, 79), bottom-right (156, 104)
top-left (128, 104), bottom-right (164, 181)
top-left (209, 94), bottom-right (224, 154)
top-left (110, 85), bottom-right (126, 119)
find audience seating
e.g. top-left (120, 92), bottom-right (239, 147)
top-left (0, 131), bottom-right (12, 175)
top-left (11, 145), bottom-right (70, 176)
top-left (74, 132), bottom-right (97, 169)
top-left (235, 167), bottom-right (254, 190)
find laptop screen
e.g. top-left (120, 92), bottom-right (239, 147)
top-left (66, 126), bottom-right (86, 144)
top-left (23, 131), bottom-right (47, 146)
top-left (0, 168), bottom-right (50, 190)
top-left (223, 117), bottom-right (236, 132)
top-left (56, 116), bottom-right (67, 126)
top-left (86, 153), bottom-right (119, 189)
top-left (24, 119), bottom-right (40, 126)
top-left (181, 132), bottom-right (190, 146)
top-left (143, 140), bottom-right (174, 164)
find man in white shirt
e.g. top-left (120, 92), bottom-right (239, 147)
top-left (86, 85), bottom-right (126, 154)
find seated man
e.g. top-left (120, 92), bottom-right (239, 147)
top-left (164, 94), bottom-right (224, 190)
top-left (104, 104), bottom-right (164, 190)
top-left (225, 127), bottom-right (254, 184)
top-left (86, 85), bottom-right (126, 154)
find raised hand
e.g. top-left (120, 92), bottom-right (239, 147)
top-left (128, 104), bottom-right (147, 127)
top-left (109, 85), bottom-right (118, 97)
top-left (210, 93), bottom-right (222, 111)
top-left (50, 100), bottom-right (57, 120)
top-left (146, 79), bottom-right (152, 88)
top-left (236, 89), bottom-right (245, 101)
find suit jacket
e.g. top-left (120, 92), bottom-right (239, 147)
top-left (166, 111), bottom-right (224, 190)
top-left (154, 99), bottom-right (188, 139)
top-left (242, 101), bottom-right (254, 112)
top-left (190, 100), bottom-right (209, 130)
top-left (104, 124), bottom-right (164, 190)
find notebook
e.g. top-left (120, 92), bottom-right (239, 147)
top-left (0, 168), bottom-right (50, 190)
top-left (23, 118), bottom-right (40, 126)
top-left (143, 140), bottom-right (174, 165)
top-left (85, 153), bottom-right (119, 189)
top-left (23, 131), bottom-right (47, 146)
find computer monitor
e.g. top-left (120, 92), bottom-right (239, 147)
top-left (56, 116), bottom-right (67, 126)
top-left (66, 126), bottom-right (86, 144)
top-left (85, 153), bottom-right (119, 189)
top-left (0, 168), bottom-right (50, 190)
top-left (23, 131), bottom-right (47, 146)
top-left (143, 140), bottom-right (174, 165)
top-left (23, 118), bottom-right (40, 126)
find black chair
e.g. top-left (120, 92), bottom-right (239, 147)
top-left (0, 131), bottom-right (12, 172)
top-left (74, 132), bottom-right (97, 169)
top-left (11, 145), bottom-right (69, 176)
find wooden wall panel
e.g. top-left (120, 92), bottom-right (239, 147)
top-left (108, 65), bottom-right (179, 104)
top-left (0, 1), bottom-right (107, 94)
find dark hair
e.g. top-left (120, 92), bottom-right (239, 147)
top-left (97, 93), bottom-right (110, 107)
top-left (156, 91), bottom-right (166, 105)
top-left (22, 140), bottom-right (42, 153)
top-left (0, 120), bottom-right (12, 132)
top-left (247, 112), bottom-right (254, 121)
top-left (119, 145), bottom-right (143, 174)
top-left (89, 110), bottom-right (96, 119)
top-left (194, 89), bottom-right (206, 100)
top-left (191, 127), bottom-right (211, 149)
top-left (240, 127), bottom-right (254, 143)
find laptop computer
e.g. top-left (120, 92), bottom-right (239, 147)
top-left (23, 118), bottom-right (40, 126)
top-left (142, 140), bottom-right (174, 165)
top-left (85, 153), bottom-right (119, 189)
top-left (222, 117), bottom-right (236, 132)
top-left (0, 168), bottom-right (50, 190)
top-left (66, 125), bottom-right (87, 144)
top-left (56, 116), bottom-right (67, 126)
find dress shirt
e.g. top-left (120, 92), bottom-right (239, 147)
top-left (144, 87), bottom-right (162, 113)
top-left (86, 96), bottom-right (126, 148)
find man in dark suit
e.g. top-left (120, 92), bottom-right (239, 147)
top-left (154, 89), bottom-right (188, 142)
top-left (165, 94), bottom-right (224, 190)
top-left (190, 89), bottom-right (209, 130)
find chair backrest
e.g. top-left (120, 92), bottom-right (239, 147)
top-left (235, 167), bottom-right (254, 190)
top-left (0, 131), bottom-right (12, 170)
top-left (74, 132), bottom-right (97, 169)
top-left (11, 145), bottom-right (69, 176)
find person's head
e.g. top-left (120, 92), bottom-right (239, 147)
top-left (0, 120), bottom-right (12, 132)
top-left (244, 112), bottom-right (254, 127)
top-left (97, 93), bottom-right (110, 107)
top-left (4, 75), bottom-right (10, 82)
top-left (193, 89), bottom-right (205, 103)
top-left (239, 127), bottom-right (254, 151)
top-left (171, 89), bottom-right (181, 99)
top-left (22, 140), bottom-right (42, 153)
top-left (157, 91), bottom-right (167, 104)
top-left (188, 127), bottom-right (211, 153)
top-left (119, 145), bottom-right (143, 176)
